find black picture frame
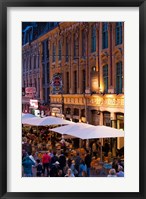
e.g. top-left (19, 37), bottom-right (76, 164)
top-left (0, 0), bottom-right (146, 198)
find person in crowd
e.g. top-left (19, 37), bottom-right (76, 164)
top-left (104, 140), bottom-right (110, 157)
top-left (36, 159), bottom-right (43, 177)
top-left (92, 141), bottom-right (97, 157)
top-left (112, 158), bottom-right (119, 172)
top-left (50, 161), bottom-right (60, 177)
top-left (42, 152), bottom-right (51, 177)
top-left (65, 168), bottom-right (75, 177)
top-left (74, 152), bottom-right (81, 174)
top-left (82, 170), bottom-right (87, 177)
top-left (22, 154), bottom-right (35, 177)
top-left (58, 151), bottom-right (66, 170)
top-left (107, 168), bottom-right (117, 177)
top-left (58, 169), bottom-right (64, 177)
top-left (117, 165), bottom-right (124, 177)
top-left (22, 149), bottom-right (27, 160)
top-left (28, 152), bottom-right (36, 165)
top-left (69, 160), bottom-right (78, 177)
top-left (22, 138), bottom-right (32, 155)
top-left (78, 160), bottom-right (87, 177)
top-left (51, 151), bottom-right (59, 166)
top-left (85, 150), bottom-right (92, 177)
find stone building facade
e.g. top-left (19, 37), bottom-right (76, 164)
top-left (22, 22), bottom-right (124, 149)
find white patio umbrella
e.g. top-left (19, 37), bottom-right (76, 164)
top-left (50, 122), bottom-right (93, 135)
top-left (22, 113), bottom-right (36, 120)
top-left (67, 125), bottom-right (124, 139)
top-left (22, 116), bottom-right (73, 126)
top-left (51, 123), bottom-right (124, 139)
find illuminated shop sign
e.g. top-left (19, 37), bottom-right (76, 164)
top-left (29, 99), bottom-right (38, 109)
top-left (50, 73), bottom-right (63, 94)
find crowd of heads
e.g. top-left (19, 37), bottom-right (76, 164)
top-left (22, 127), bottom-right (124, 177)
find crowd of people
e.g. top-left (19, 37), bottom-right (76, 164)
top-left (22, 126), bottom-right (124, 177)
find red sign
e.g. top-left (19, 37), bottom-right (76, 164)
top-left (25, 87), bottom-right (36, 98)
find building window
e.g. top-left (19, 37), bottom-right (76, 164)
top-left (102, 23), bottom-right (108, 49)
top-left (52, 43), bottom-right (55, 62)
top-left (46, 40), bottom-right (49, 59)
top-left (66, 39), bottom-right (69, 62)
top-left (43, 88), bottom-right (45, 101)
top-left (26, 58), bottom-right (28, 71)
top-left (82, 70), bottom-right (86, 93)
top-left (82, 30), bottom-right (86, 57)
top-left (103, 111), bottom-right (111, 126)
top-left (81, 109), bottom-right (85, 117)
top-left (29, 79), bottom-right (32, 87)
top-left (116, 62), bottom-right (123, 94)
top-left (66, 72), bottom-right (69, 93)
top-left (42, 64), bottom-right (45, 85)
top-left (74, 71), bottom-right (77, 93)
top-left (91, 25), bottom-right (96, 52)
top-left (38, 55), bottom-right (39, 68)
top-left (42, 42), bottom-right (45, 61)
top-left (103, 65), bottom-right (108, 93)
top-left (34, 55), bottom-right (36, 69)
top-left (74, 108), bottom-right (79, 116)
top-left (74, 34), bottom-right (79, 59)
top-left (47, 63), bottom-right (49, 83)
top-left (29, 56), bottom-right (32, 70)
top-left (116, 22), bottom-right (122, 45)
top-left (34, 78), bottom-right (36, 89)
top-left (66, 108), bottom-right (71, 114)
top-left (58, 40), bottom-right (62, 61)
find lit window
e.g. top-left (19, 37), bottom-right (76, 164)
top-left (116, 62), bottom-right (123, 94)
top-left (103, 64), bottom-right (108, 93)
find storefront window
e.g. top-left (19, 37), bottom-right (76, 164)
top-left (103, 112), bottom-right (111, 126)
top-left (116, 113), bottom-right (124, 130)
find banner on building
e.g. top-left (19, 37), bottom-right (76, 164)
top-left (50, 73), bottom-right (63, 94)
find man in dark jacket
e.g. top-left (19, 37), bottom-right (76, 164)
top-left (58, 151), bottom-right (66, 170)
top-left (85, 150), bottom-right (92, 177)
